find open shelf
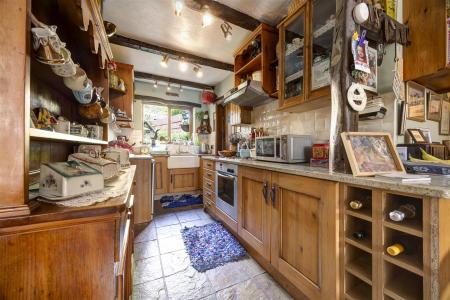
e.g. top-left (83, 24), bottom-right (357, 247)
top-left (346, 255), bottom-right (372, 285)
top-left (383, 252), bottom-right (424, 277)
top-left (346, 209), bottom-right (372, 222)
top-left (109, 87), bottom-right (127, 95)
top-left (345, 272), bottom-right (372, 300)
top-left (383, 219), bottom-right (423, 238)
top-left (345, 237), bottom-right (372, 254)
top-left (29, 128), bottom-right (107, 145)
top-left (384, 262), bottom-right (423, 300)
top-left (235, 53), bottom-right (262, 76)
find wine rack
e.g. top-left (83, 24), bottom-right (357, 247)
top-left (341, 186), bottom-right (429, 299)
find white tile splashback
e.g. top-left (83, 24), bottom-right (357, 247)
top-left (251, 101), bottom-right (331, 142)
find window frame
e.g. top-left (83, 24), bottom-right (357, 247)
top-left (142, 102), bottom-right (193, 144)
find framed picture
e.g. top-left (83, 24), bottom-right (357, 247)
top-left (440, 98), bottom-right (450, 135)
top-left (406, 129), bottom-right (427, 143)
top-left (406, 81), bottom-right (426, 122)
top-left (341, 132), bottom-right (405, 177)
top-left (352, 47), bottom-right (377, 93)
top-left (427, 91), bottom-right (442, 121)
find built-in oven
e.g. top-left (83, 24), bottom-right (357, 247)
top-left (215, 162), bottom-right (238, 221)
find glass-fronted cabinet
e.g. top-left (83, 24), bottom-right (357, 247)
top-left (310, 0), bottom-right (335, 96)
top-left (278, 0), bottom-right (335, 111)
top-left (279, 7), bottom-right (306, 108)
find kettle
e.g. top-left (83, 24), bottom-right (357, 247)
top-left (200, 143), bottom-right (210, 154)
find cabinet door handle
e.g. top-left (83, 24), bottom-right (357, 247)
top-left (262, 181), bottom-right (268, 203)
top-left (270, 184), bottom-right (277, 207)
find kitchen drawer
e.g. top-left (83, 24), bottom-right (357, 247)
top-left (203, 159), bottom-right (215, 171)
top-left (203, 188), bottom-right (215, 203)
top-left (203, 177), bottom-right (215, 192)
top-left (204, 169), bottom-right (215, 182)
top-left (204, 199), bottom-right (216, 215)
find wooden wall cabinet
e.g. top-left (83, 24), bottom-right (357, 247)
top-left (278, 0), bottom-right (335, 112)
top-left (110, 62), bottom-right (134, 122)
top-left (130, 158), bottom-right (153, 224)
top-left (154, 156), bottom-right (168, 195)
top-left (237, 166), bottom-right (339, 299)
top-left (169, 168), bottom-right (199, 193)
top-left (403, 0), bottom-right (450, 93)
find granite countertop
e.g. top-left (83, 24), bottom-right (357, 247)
top-left (130, 154), bottom-right (154, 159)
top-left (202, 156), bottom-right (450, 198)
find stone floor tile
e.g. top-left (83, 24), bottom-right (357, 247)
top-left (216, 273), bottom-right (292, 300)
top-left (132, 278), bottom-right (168, 300)
top-left (157, 223), bottom-right (182, 239)
top-left (199, 294), bottom-right (218, 300)
top-left (181, 218), bottom-right (216, 228)
top-left (205, 257), bottom-right (265, 292)
top-left (193, 208), bottom-right (214, 220)
top-left (134, 223), bottom-right (157, 243)
top-left (176, 210), bottom-right (201, 223)
top-left (158, 235), bottom-right (185, 254)
top-left (134, 256), bottom-right (163, 285)
top-left (160, 250), bottom-right (191, 276)
top-left (154, 213), bottom-right (180, 228)
top-left (165, 266), bottom-right (214, 300)
top-left (134, 240), bottom-right (159, 260)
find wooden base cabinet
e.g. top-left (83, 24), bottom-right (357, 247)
top-left (237, 166), bottom-right (339, 299)
top-left (154, 156), bottom-right (168, 195)
top-left (169, 168), bottom-right (199, 193)
top-left (130, 158), bottom-right (153, 224)
top-left (238, 167), bottom-right (272, 261)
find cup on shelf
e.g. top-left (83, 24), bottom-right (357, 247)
top-left (50, 48), bottom-right (76, 77)
top-left (72, 79), bottom-right (93, 104)
top-left (63, 65), bottom-right (88, 91)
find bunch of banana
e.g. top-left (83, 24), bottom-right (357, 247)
top-left (409, 149), bottom-right (450, 165)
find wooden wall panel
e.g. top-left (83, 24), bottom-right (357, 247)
top-left (0, 0), bottom-right (29, 214)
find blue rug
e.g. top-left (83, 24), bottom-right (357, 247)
top-left (160, 194), bottom-right (203, 208)
top-left (181, 223), bottom-right (247, 272)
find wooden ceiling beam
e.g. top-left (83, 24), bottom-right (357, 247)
top-left (184, 0), bottom-right (260, 31)
top-left (110, 35), bottom-right (234, 71)
top-left (134, 71), bottom-right (214, 90)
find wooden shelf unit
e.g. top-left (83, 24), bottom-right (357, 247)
top-left (341, 184), bottom-right (430, 299)
top-left (30, 128), bottom-right (108, 145)
top-left (233, 23), bottom-right (278, 95)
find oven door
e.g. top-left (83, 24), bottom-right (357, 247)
top-left (215, 171), bottom-right (237, 220)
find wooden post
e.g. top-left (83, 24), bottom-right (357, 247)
top-left (329, 0), bottom-right (359, 173)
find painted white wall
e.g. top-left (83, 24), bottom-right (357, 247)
top-left (214, 74), bottom-right (234, 97)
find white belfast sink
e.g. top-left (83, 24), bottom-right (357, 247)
top-left (167, 155), bottom-right (200, 169)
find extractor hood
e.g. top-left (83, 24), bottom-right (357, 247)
top-left (223, 80), bottom-right (271, 107)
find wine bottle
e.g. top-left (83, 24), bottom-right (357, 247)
top-left (352, 231), bottom-right (366, 239)
top-left (349, 200), bottom-right (363, 210)
top-left (386, 236), bottom-right (415, 256)
top-left (389, 204), bottom-right (416, 222)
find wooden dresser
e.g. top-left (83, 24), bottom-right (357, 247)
top-left (0, 167), bottom-right (136, 300)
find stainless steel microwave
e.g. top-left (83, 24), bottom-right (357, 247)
top-left (255, 135), bottom-right (312, 163)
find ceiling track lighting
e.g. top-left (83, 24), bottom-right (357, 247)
top-left (193, 64), bottom-right (203, 78)
top-left (153, 80), bottom-right (158, 88)
top-left (179, 57), bottom-right (188, 72)
top-left (179, 84), bottom-right (183, 92)
top-left (221, 21), bottom-right (232, 41)
top-left (201, 6), bottom-right (213, 27)
top-left (167, 82), bottom-right (171, 91)
top-left (174, 0), bottom-right (183, 16)
top-left (160, 54), bottom-right (170, 68)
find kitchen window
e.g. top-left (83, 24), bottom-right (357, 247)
top-left (143, 103), bottom-right (192, 144)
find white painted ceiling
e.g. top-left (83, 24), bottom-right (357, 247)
top-left (103, 0), bottom-right (289, 87)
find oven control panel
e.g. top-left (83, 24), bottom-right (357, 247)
top-left (216, 162), bottom-right (238, 176)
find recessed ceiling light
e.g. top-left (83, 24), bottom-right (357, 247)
top-left (202, 9), bottom-right (213, 27)
top-left (160, 54), bottom-right (169, 68)
top-left (174, 0), bottom-right (183, 16)
top-left (179, 58), bottom-right (188, 72)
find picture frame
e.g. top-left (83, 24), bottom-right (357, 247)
top-left (341, 132), bottom-right (405, 177)
top-left (406, 81), bottom-right (426, 122)
top-left (352, 47), bottom-right (377, 93)
top-left (427, 90), bottom-right (442, 121)
top-left (406, 129), bottom-right (427, 143)
top-left (440, 98), bottom-right (450, 135)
